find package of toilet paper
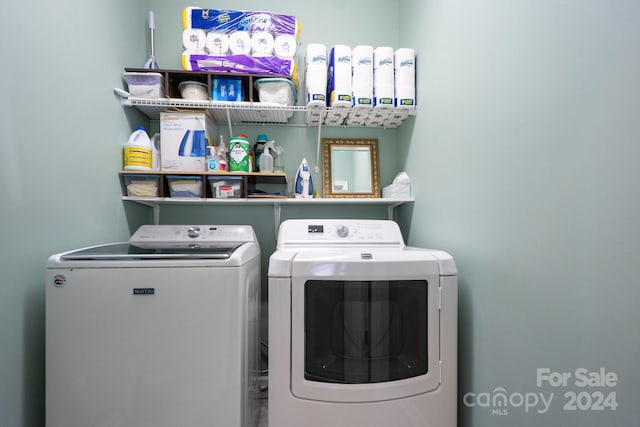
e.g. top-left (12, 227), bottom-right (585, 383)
top-left (182, 52), bottom-right (296, 80)
top-left (181, 7), bottom-right (300, 83)
top-left (183, 7), bottom-right (300, 36)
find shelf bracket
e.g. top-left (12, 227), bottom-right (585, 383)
top-left (225, 108), bottom-right (233, 136)
top-left (273, 202), bottom-right (282, 240)
top-left (152, 204), bottom-right (160, 224)
top-left (387, 202), bottom-right (402, 221)
top-left (315, 116), bottom-right (322, 173)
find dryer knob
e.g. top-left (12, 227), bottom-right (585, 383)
top-left (187, 226), bottom-right (201, 238)
top-left (336, 225), bottom-right (349, 238)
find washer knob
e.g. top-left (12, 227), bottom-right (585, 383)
top-left (336, 225), bottom-right (349, 238)
top-left (187, 226), bottom-right (201, 238)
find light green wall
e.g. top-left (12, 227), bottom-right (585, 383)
top-left (0, 1), bottom-right (149, 426)
top-left (2, 1), bottom-right (639, 426)
top-left (401, 1), bottom-right (640, 426)
top-left (0, 2), bottom-right (401, 427)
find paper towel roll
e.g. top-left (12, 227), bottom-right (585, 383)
top-left (305, 43), bottom-right (327, 65)
top-left (352, 45), bottom-right (374, 106)
top-left (352, 45), bottom-right (374, 67)
top-left (374, 65), bottom-right (394, 87)
top-left (374, 84), bottom-right (394, 107)
top-left (306, 65), bottom-right (327, 90)
top-left (251, 31), bottom-right (275, 57)
top-left (305, 64), bottom-right (327, 106)
top-left (394, 48), bottom-right (416, 108)
top-left (182, 29), bottom-right (207, 50)
top-left (328, 45), bottom-right (352, 107)
top-left (205, 32), bottom-right (229, 55)
top-left (305, 45), bottom-right (327, 106)
top-left (395, 85), bottom-right (416, 108)
top-left (353, 74), bottom-right (373, 107)
top-left (274, 34), bottom-right (298, 58)
top-left (374, 46), bottom-right (394, 69)
top-left (228, 31), bottom-right (252, 55)
top-left (394, 48), bottom-right (415, 86)
top-left (394, 48), bottom-right (415, 69)
top-left (373, 46), bottom-right (394, 106)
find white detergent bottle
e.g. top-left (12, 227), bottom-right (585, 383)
top-left (124, 126), bottom-right (153, 170)
top-left (259, 141), bottom-right (275, 173)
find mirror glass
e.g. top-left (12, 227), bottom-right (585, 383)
top-left (322, 138), bottom-right (380, 198)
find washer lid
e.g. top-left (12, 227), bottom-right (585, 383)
top-left (60, 242), bottom-right (242, 260)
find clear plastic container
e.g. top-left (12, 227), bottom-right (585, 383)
top-left (122, 72), bottom-right (165, 98)
top-left (254, 78), bottom-right (296, 105)
top-left (123, 174), bottom-right (160, 197)
top-left (207, 176), bottom-right (244, 198)
top-left (167, 175), bottom-right (203, 198)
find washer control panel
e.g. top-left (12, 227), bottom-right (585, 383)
top-left (130, 225), bottom-right (256, 244)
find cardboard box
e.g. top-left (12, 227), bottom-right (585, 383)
top-left (160, 112), bottom-right (215, 171)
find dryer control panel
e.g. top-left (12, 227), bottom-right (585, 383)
top-left (277, 219), bottom-right (405, 247)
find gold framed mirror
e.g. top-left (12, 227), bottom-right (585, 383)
top-left (321, 138), bottom-right (380, 198)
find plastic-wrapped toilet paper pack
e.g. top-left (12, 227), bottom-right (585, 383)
top-left (182, 52), bottom-right (296, 80)
top-left (183, 7), bottom-right (300, 37)
top-left (228, 31), bottom-right (252, 55)
top-left (181, 7), bottom-right (301, 82)
top-left (274, 34), bottom-right (298, 58)
top-left (205, 32), bottom-right (229, 55)
top-left (182, 29), bottom-right (207, 50)
top-left (251, 31), bottom-right (275, 56)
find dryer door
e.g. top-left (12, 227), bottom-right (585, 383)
top-left (290, 250), bottom-right (441, 403)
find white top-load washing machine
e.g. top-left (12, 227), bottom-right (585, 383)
top-left (268, 219), bottom-right (458, 427)
top-left (46, 225), bottom-right (261, 427)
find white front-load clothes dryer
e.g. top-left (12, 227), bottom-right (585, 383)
top-left (268, 219), bottom-right (458, 427)
top-left (46, 225), bottom-right (261, 427)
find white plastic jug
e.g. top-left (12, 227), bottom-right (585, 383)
top-left (151, 133), bottom-right (161, 170)
top-left (124, 127), bottom-right (153, 170)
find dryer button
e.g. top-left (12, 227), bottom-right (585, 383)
top-left (336, 225), bottom-right (349, 238)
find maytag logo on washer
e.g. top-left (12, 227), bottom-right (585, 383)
top-left (52, 275), bottom-right (66, 287)
top-left (133, 288), bottom-right (155, 295)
